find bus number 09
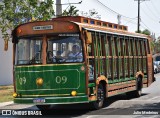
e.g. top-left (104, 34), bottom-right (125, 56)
top-left (55, 76), bottom-right (67, 84)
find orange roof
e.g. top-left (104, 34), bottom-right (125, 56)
top-left (52, 16), bottom-right (128, 31)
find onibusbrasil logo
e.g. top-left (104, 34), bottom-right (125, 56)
top-left (2, 110), bottom-right (42, 116)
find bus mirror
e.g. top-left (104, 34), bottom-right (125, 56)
top-left (4, 39), bottom-right (8, 51)
top-left (86, 32), bottom-right (92, 44)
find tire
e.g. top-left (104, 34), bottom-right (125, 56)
top-left (154, 69), bottom-right (157, 74)
top-left (156, 69), bottom-right (158, 74)
top-left (127, 77), bottom-right (142, 98)
top-left (91, 83), bottom-right (105, 110)
top-left (36, 105), bottom-right (52, 111)
top-left (134, 77), bottom-right (142, 97)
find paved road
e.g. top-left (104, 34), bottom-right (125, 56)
top-left (1, 73), bottom-right (160, 117)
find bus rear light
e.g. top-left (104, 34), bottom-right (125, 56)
top-left (71, 91), bottom-right (77, 96)
top-left (68, 25), bottom-right (74, 30)
top-left (36, 78), bottom-right (43, 86)
top-left (13, 93), bottom-right (18, 98)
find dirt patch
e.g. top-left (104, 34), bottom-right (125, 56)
top-left (0, 85), bottom-right (13, 102)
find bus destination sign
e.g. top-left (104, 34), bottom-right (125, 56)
top-left (33, 25), bottom-right (53, 30)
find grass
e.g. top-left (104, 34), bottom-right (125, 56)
top-left (0, 85), bottom-right (14, 102)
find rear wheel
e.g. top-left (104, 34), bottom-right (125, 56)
top-left (134, 77), bottom-right (142, 97)
top-left (91, 83), bottom-right (105, 110)
top-left (127, 77), bottom-right (142, 98)
top-left (154, 69), bottom-right (158, 74)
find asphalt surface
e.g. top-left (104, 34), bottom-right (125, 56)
top-left (1, 73), bottom-right (160, 118)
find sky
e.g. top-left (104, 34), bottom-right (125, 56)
top-left (55, 0), bottom-right (160, 38)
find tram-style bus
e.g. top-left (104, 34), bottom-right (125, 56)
top-left (11, 16), bottom-right (154, 109)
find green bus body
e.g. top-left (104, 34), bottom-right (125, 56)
top-left (14, 64), bottom-right (88, 104)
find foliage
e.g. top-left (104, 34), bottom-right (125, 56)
top-left (62, 5), bottom-right (79, 16)
top-left (0, 0), bottom-right (54, 40)
top-left (150, 40), bottom-right (155, 53)
top-left (142, 29), bottom-right (151, 35)
top-left (135, 30), bottom-right (142, 33)
top-left (153, 40), bottom-right (160, 54)
top-left (135, 29), bottom-right (150, 35)
top-left (88, 9), bottom-right (98, 17)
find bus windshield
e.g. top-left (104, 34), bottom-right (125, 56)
top-left (15, 34), bottom-right (83, 65)
top-left (16, 38), bottom-right (42, 65)
top-left (47, 34), bottom-right (83, 63)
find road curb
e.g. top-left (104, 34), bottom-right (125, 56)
top-left (0, 101), bottom-right (13, 107)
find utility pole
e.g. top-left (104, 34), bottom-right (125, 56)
top-left (117, 14), bottom-right (121, 25)
top-left (134, 0), bottom-right (149, 33)
top-left (56, 0), bottom-right (82, 17)
top-left (56, 0), bottom-right (62, 17)
top-left (137, 0), bottom-right (140, 33)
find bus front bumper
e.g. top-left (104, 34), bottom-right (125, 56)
top-left (14, 96), bottom-right (89, 104)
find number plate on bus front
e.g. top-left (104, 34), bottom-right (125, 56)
top-left (33, 98), bottom-right (45, 103)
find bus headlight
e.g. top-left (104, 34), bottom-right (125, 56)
top-left (17, 29), bottom-right (22, 34)
top-left (71, 91), bottom-right (77, 96)
top-left (13, 93), bottom-right (18, 98)
top-left (36, 78), bottom-right (43, 86)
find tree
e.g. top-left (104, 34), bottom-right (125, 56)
top-left (142, 29), bottom-right (151, 35)
top-left (62, 5), bottom-right (79, 16)
top-left (135, 29), bottom-right (150, 35)
top-left (150, 40), bottom-right (155, 53)
top-left (0, 0), bottom-right (54, 41)
top-left (89, 9), bottom-right (98, 17)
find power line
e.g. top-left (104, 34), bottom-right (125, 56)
top-left (141, 7), bottom-right (158, 22)
top-left (123, 18), bottom-right (137, 26)
top-left (94, 0), bottom-right (160, 36)
top-left (141, 20), bottom-right (152, 31)
top-left (56, 0), bottom-right (82, 5)
top-left (94, 0), bottom-right (141, 32)
top-left (134, 0), bottom-right (150, 33)
top-left (144, 2), bottom-right (160, 19)
top-left (150, 0), bottom-right (160, 15)
top-left (95, 0), bottom-right (137, 20)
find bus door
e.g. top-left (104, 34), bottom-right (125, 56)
top-left (85, 31), bottom-right (95, 99)
top-left (86, 31), bottom-right (105, 99)
top-left (146, 39), bottom-right (154, 86)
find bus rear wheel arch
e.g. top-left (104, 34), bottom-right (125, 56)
top-left (135, 75), bottom-right (143, 97)
top-left (127, 75), bottom-right (143, 98)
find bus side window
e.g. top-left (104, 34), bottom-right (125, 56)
top-left (87, 45), bottom-right (92, 56)
top-left (89, 59), bottom-right (94, 81)
top-left (146, 39), bottom-right (150, 54)
top-left (87, 41), bottom-right (94, 81)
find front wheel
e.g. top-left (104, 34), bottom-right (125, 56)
top-left (91, 83), bottom-right (105, 110)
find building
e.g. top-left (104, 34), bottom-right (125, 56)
top-left (0, 31), bottom-right (13, 85)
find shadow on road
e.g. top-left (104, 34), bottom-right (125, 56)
top-left (24, 93), bottom-right (149, 117)
top-left (104, 93), bottom-right (148, 108)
